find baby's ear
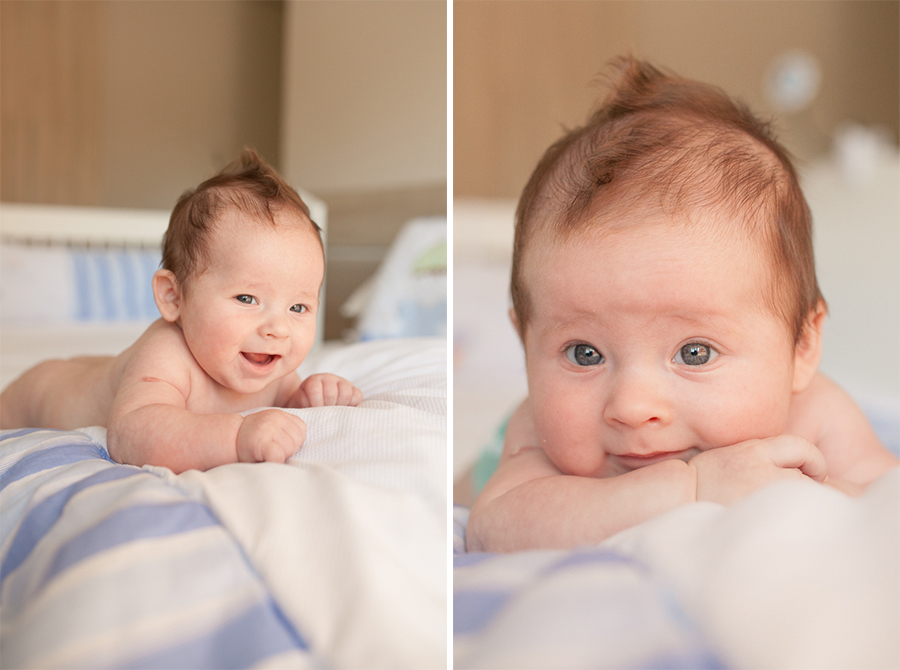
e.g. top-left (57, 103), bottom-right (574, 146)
top-left (152, 269), bottom-right (182, 322)
top-left (792, 299), bottom-right (826, 393)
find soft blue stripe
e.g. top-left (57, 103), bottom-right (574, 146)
top-left (73, 251), bottom-right (92, 320)
top-left (453, 589), bottom-right (511, 635)
top-left (94, 252), bottom-right (117, 320)
top-left (0, 428), bottom-right (46, 442)
top-left (42, 501), bottom-right (219, 588)
top-left (454, 552), bottom-right (496, 568)
top-left (541, 548), bottom-right (639, 575)
top-left (123, 598), bottom-right (309, 669)
top-left (639, 650), bottom-right (730, 670)
top-left (0, 442), bottom-right (111, 491)
top-left (1, 467), bottom-right (141, 583)
top-left (118, 251), bottom-right (140, 320)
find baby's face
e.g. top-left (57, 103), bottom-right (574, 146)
top-left (519, 214), bottom-right (802, 478)
top-left (176, 209), bottom-right (324, 396)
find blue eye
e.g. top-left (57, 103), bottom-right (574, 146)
top-left (236, 295), bottom-right (257, 305)
top-left (675, 343), bottom-right (717, 366)
top-left (290, 304), bottom-right (307, 314)
top-left (565, 343), bottom-right (604, 366)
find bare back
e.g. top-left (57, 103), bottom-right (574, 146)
top-left (1, 355), bottom-right (122, 429)
top-left (0, 319), bottom-right (297, 432)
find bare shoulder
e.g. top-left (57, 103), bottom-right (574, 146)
top-left (115, 319), bottom-right (196, 394)
top-left (474, 399), bottom-right (562, 509)
top-left (787, 372), bottom-right (898, 482)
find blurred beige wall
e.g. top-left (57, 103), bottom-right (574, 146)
top-left (280, 0), bottom-right (447, 339)
top-left (1, 0), bottom-right (448, 341)
top-left (1, 0), bottom-right (282, 209)
top-left (280, 0), bottom-right (447, 196)
top-left (454, 0), bottom-right (900, 198)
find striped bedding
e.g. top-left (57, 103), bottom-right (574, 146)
top-left (454, 469), bottom-right (900, 669)
top-left (1, 337), bottom-right (447, 669)
top-left (1, 427), bottom-right (311, 669)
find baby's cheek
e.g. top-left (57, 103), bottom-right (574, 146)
top-left (534, 401), bottom-right (606, 477)
top-left (702, 391), bottom-right (792, 447)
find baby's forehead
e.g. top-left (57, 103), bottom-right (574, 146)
top-left (208, 207), bottom-right (321, 246)
top-left (531, 200), bottom-right (770, 260)
top-left (521, 208), bottom-right (785, 316)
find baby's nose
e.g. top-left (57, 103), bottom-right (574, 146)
top-left (261, 312), bottom-right (290, 338)
top-left (603, 368), bottom-right (671, 429)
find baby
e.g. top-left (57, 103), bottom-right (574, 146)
top-left (467, 58), bottom-right (898, 553)
top-left (0, 150), bottom-right (362, 473)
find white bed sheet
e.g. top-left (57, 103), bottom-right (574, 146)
top-left (0, 324), bottom-right (448, 668)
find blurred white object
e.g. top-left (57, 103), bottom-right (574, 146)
top-left (833, 123), bottom-right (896, 184)
top-left (765, 50), bottom-right (821, 112)
top-left (453, 197), bottom-right (518, 263)
top-left (802, 145), bottom-right (899, 405)
top-left (453, 198), bottom-right (526, 476)
top-left (344, 216), bottom-right (447, 341)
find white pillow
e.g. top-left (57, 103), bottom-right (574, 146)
top-left (344, 217), bottom-right (447, 341)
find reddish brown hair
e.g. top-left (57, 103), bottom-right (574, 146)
top-left (162, 148), bottom-right (322, 285)
top-left (511, 57), bottom-right (823, 343)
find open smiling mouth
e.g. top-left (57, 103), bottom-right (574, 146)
top-left (241, 352), bottom-right (280, 367)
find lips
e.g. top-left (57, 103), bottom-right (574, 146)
top-left (241, 352), bottom-right (279, 366)
top-left (614, 448), bottom-right (698, 468)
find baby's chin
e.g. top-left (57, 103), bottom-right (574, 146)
top-left (562, 447), bottom-right (704, 478)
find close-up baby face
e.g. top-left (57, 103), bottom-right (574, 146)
top-left (518, 211), bottom-right (803, 478)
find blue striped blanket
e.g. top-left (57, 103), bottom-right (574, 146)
top-left (1, 337), bottom-right (447, 669)
top-left (1, 428), bottom-right (311, 669)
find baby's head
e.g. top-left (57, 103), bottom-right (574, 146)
top-left (154, 150), bottom-right (325, 394)
top-left (512, 57), bottom-right (822, 346)
top-left (510, 58), bottom-right (828, 477)
top-left (162, 148), bottom-right (323, 290)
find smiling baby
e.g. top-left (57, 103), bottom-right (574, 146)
top-left (0, 150), bottom-right (362, 472)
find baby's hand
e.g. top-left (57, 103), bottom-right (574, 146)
top-left (689, 435), bottom-right (827, 505)
top-left (237, 409), bottom-right (307, 464)
top-left (292, 373), bottom-right (363, 408)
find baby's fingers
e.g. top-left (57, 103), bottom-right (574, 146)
top-left (299, 379), bottom-right (324, 407)
top-left (336, 382), bottom-right (363, 406)
top-left (319, 379), bottom-right (340, 406)
top-left (765, 435), bottom-right (827, 482)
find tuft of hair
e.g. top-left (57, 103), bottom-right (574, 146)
top-left (162, 148), bottom-right (322, 285)
top-left (511, 57), bottom-right (823, 344)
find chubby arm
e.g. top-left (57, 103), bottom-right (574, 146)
top-left (467, 399), bottom-right (697, 552)
top-left (469, 399), bottom-right (835, 553)
top-left (107, 330), bottom-right (305, 473)
top-left (108, 378), bottom-right (306, 473)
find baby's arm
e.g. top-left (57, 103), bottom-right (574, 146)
top-left (688, 435), bottom-right (827, 504)
top-left (108, 350), bottom-right (305, 473)
top-left (467, 399), bottom-right (697, 552)
top-left (785, 372), bottom-right (898, 493)
top-left (469, 399), bottom-right (831, 553)
top-left (284, 373), bottom-right (363, 409)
